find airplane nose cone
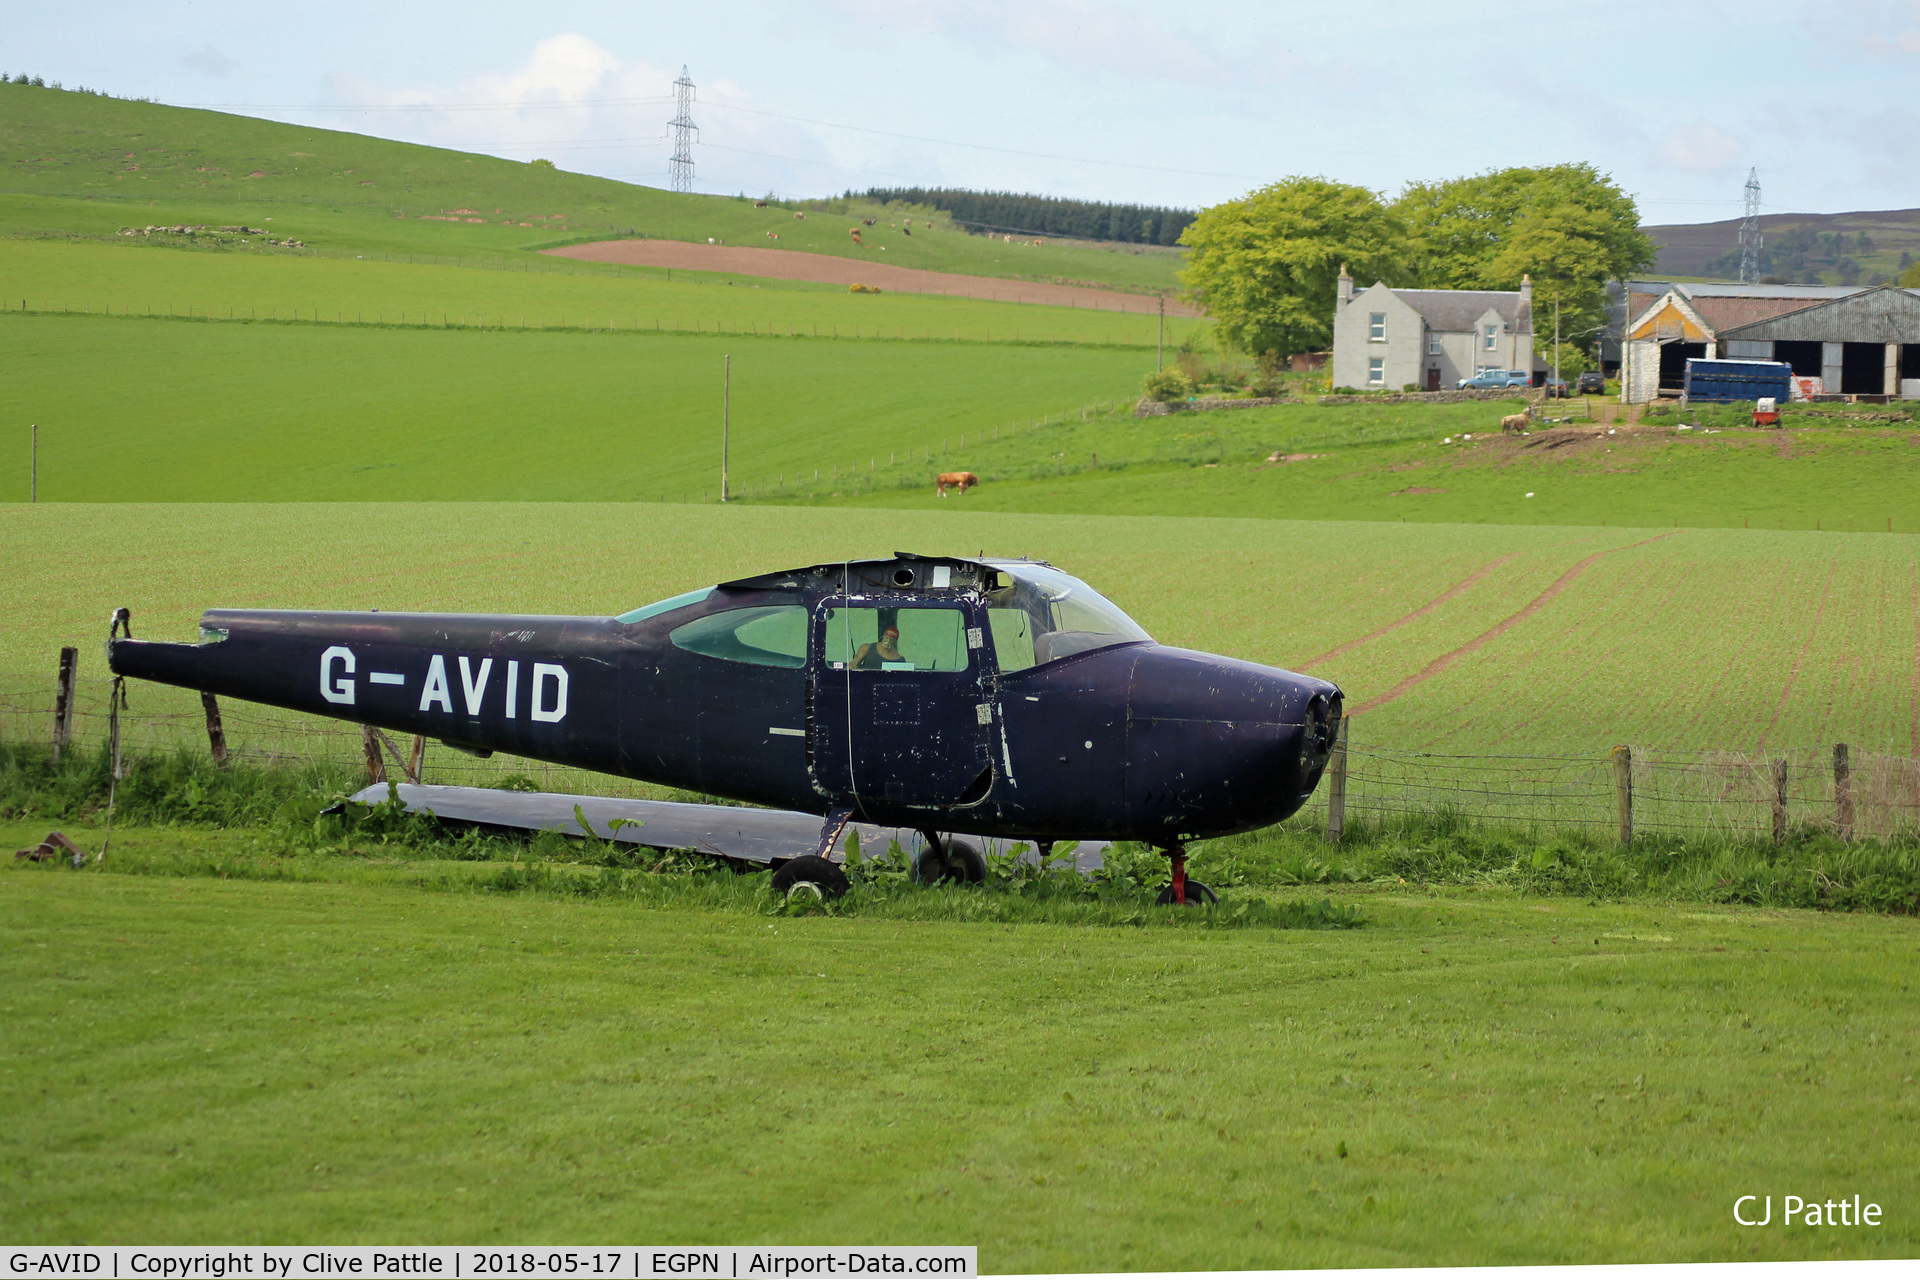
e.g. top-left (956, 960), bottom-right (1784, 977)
top-left (1126, 646), bottom-right (1343, 839)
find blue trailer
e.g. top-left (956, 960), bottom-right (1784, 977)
top-left (1683, 358), bottom-right (1793, 404)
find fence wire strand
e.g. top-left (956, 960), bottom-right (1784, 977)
top-left (8, 675), bottom-right (1920, 841)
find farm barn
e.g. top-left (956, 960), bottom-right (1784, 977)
top-left (1330, 266), bottom-right (1537, 392)
top-left (1622, 280), bottom-right (1920, 401)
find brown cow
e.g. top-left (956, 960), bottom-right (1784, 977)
top-left (936, 471), bottom-right (979, 497)
top-left (1500, 412), bottom-right (1530, 434)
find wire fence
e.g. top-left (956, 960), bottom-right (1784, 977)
top-left (8, 671), bottom-right (1918, 843)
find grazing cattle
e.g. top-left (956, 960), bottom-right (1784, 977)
top-left (850, 229), bottom-right (863, 244)
top-left (794, 211), bottom-right (806, 219)
top-left (766, 231), bottom-right (780, 240)
top-left (1500, 413), bottom-right (1530, 434)
top-left (935, 471), bottom-right (979, 497)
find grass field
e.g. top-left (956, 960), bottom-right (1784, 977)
top-left (0, 315), bottom-right (1160, 502)
top-left (0, 239), bottom-right (1200, 348)
top-left (3, 843), bottom-right (1914, 1263)
top-left (793, 400), bottom-right (1920, 533)
top-left (7, 503), bottom-right (1919, 758)
top-left (0, 86), bottom-right (1185, 292)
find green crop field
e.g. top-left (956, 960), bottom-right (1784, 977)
top-left (0, 85), bottom-right (1185, 292)
top-left (2, 854), bottom-right (1914, 1263)
top-left (0, 315), bottom-right (1162, 502)
top-left (6, 503), bottom-right (1918, 760)
top-left (0, 239), bottom-right (1199, 348)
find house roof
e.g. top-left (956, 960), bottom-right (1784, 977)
top-left (1355, 285), bottom-right (1531, 334)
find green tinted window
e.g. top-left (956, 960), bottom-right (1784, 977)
top-left (823, 607), bottom-right (969, 673)
top-left (670, 606), bottom-right (807, 667)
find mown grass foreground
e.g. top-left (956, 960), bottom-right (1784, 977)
top-left (4, 821), bottom-right (1916, 1264)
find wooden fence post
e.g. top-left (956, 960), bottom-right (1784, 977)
top-left (1326, 715), bottom-right (1350, 842)
top-left (406, 735), bottom-right (425, 785)
top-left (200, 692), bottom-right (228, 765)
top-left (1833, 743), bottom-right (1853, 840)
top-left (1612, 745), bottom-right (1633, 844)
top-left (360, 725), bottom-right (386, 786)
top-left (1772, 758), bottom-right (1790, 843)
top-left (51, 646), bottom-right (77, 765)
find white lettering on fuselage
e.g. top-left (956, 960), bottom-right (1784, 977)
top-left (531, 662), bottom-right (569, 722)
top-left (319, 648), bottom-right (564, 724)
top-left (418, 655), bottom-right (453, 713)
top-left (320, 646), bottom-right (355, 705)
top-left (458, 656), bottom-right (493, 714)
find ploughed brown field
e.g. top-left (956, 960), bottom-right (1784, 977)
top-left (545, 238), bottom-right (1199, 316)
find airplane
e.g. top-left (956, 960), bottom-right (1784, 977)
top-left (107, 553), bottom-right (1344, 904)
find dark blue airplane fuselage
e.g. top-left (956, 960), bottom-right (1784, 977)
top-left (108, 555), bottom-right (1342, 845)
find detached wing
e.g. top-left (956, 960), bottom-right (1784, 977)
top-left (347, 783), bottom-right (824, 864)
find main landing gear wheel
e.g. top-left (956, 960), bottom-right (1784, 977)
top-left (771, 854), bottom-right (850, 901)
top-left (915, 837), bottom-right (986, 885)
top-left (1157, 879), bottom-right (1217, 906)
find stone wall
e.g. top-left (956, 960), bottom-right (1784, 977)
top-left (1134, 388), bottom-right (1533, 417)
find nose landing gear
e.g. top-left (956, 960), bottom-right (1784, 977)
top-left (1157, 843), bottom-right (1217, 906)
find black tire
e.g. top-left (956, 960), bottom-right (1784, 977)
top-left (915, 839), bottom-right (986, 885)
top-left (1156, 879), bottom-right (1218, 906)
top-left (771, 854), bottom-right (850, 900)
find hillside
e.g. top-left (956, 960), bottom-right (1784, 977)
top-left (1645, 206), bottom-right (1920, 284)
top-left (0, 82), bottom-right (1184, 293)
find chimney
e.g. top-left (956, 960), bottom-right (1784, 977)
top-left (1520, 273), bottom-right (1533, 304)
top-left (1337, 263), bottom-right (1353, 309)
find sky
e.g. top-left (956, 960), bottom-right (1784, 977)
top-left (10, 0), bottom-right (1920, 225)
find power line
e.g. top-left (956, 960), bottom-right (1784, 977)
top-left (177, 96), bottom-right (672, 113)
top-left (701, 101), bottom-right (1263, 181)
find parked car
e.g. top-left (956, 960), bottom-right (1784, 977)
top-left (1457, 369), bottom-right (1533, 390)
top-left (1542, 377), bottom-right (1570, 399)
top-left (1574, 371), bottom-right (1607, 395)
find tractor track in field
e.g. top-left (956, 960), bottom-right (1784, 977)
top-left (1758, 556), bottom-right (1837, 750)
top-left (1297, 553), bottom-right (1523, 671)
top-left (1351, 531), bottom-right (1683, 718)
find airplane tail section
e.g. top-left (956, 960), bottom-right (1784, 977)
top-left (108, 608), bottom-right (624, 769)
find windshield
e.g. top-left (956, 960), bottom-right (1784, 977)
top-left (985, 562), bottom-right (1151, 670)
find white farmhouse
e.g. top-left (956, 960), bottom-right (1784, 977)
top-left (1330, 266), bottom-right (1536, 391)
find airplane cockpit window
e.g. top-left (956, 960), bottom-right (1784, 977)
top-left (669, 606), bottom-right (808, 668)
top-left (617, 586), bottom-right (715, 625)
top-left (824, 607), bottom-right (969, 672)
top-left (985, 563), bottom-right (1151, 668)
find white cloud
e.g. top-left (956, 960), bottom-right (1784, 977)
top-left (181, 45), bottom-right (238, 77)
top-left (320, 35), bottom-right (845, 196)
top-left (1652, 123), bottom-right (1746, 173)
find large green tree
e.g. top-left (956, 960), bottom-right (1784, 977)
top-left (1394, 164), bottom-right (1655, 357)
top-left (1177, 176), bottom-right (1403, 357)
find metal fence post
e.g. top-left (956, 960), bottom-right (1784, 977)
top-left (1772, 758), bottom-right (1790, 843)
top-left (201, 692), bottom-right (228, 765)
top-left (51, 646), bottom-right (77, 765)
top-left (1833, 743), bottom-right (1853, 840)
top-left (1326, 715), bottom-right (1350, 843)
top-left (1612, 745), bottom-right (1633, 845)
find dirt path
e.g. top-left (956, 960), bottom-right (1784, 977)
top-left (1351, 531), bottom-right (1682, 717)
top-left (544, 240), bottom-right (1198, 317)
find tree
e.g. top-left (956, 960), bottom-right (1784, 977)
top-left (1178, 177), bottom-right (1403, 358)
top-left (1900, 261), bottom-right (1920, 288)
top-left (1394, 164), bottom-right (1654, 338)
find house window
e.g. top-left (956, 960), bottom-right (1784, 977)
top-left (1428, 334), bottom-right (1441, 356)
top-left (1483, 324), bottom-right (1498, 352)
top-left (1367, 357), bottom-right (1385, 386)
top-left (1369, 313), bottom-right (1386, 341)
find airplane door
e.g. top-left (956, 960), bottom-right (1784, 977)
top-left (808, 598), bottom-right (994, 809)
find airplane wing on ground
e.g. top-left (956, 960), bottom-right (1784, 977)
top-left (346, 782), bottom-right (1108, 872)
